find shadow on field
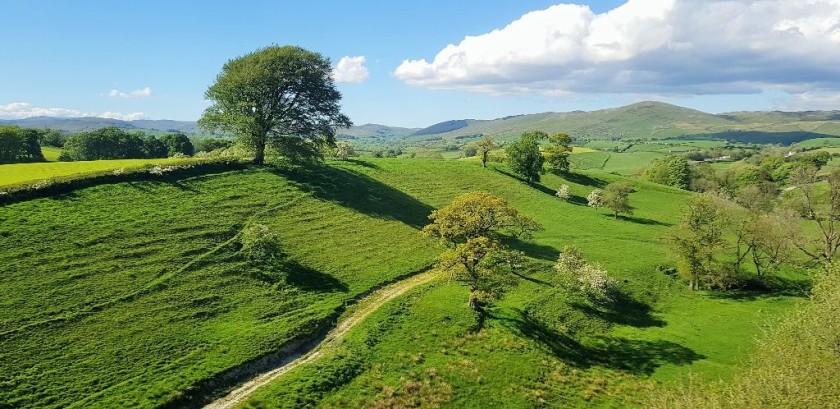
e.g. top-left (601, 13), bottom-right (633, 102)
top-left (342, 159), bottom-right (381, 170)
top-left (493, 169), bottom-right (557, 196)
top-left (570, 289), bottom-right (666, 329)
top-left (610, 214), bottom-right (672, 227)
top-left (506, 239), bottom-right (560, 262)
top-left (563, 172), bottom-right (608, 188)
top-left (493, 310), bottom-right (703, 375)
top-left (706, 274), bottom-right (811, 301)
top-left (268, 164), bottom-right (433, 229)
top-left (247, 258), bottom-right (348, 293)
top-left (284, 260), bottom-right (349, 293)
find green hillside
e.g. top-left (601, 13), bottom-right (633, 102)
top-left (0, 159), bottom-right (807, 408)
top-left (388, 102), bottom-right (840, 145)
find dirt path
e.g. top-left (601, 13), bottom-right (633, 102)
top-left (204, 269), bottom-right (443, 409)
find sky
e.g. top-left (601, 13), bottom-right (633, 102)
top-left (1, 0), bottom-right (840, 128)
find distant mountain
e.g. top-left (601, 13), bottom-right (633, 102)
top-left (413, 119), bottom-right (469, 136)
top-left (337, 123), bottom-right (419, 139)
top-left (398, 101), bottom-right (840, 143)
top-left (0, 117), bottom-right (201, 134)
top-left (4, 101), bottom-right (840, 144)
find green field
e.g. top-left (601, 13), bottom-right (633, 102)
top-left (40, 146), bottom-right (62, 161)
top-left (570, 151), bottom-right (664, 175)
top-left (0, 158), bottom-right (808, 408)
top-left (0, 157), bottom-right (192, 188)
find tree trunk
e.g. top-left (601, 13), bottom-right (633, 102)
top-left (469, 292), bottom-right (479, 310)
top-left (482, 152), bottom-right (488, 168)
top-left (253, 141), bottom-right (266, 165)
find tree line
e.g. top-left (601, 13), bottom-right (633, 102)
top-left (0, 126), bottom-right (46, 164)
top-left (58, 127), bottom-right (194, 161)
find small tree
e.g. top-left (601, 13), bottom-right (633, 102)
top-left (787, 167), bottom-right (840, 269)
top-left (668, 194), bottom-right (726, 290)
top-left (423, 192), bottom-right (541, 311)
top-left (476, 136), bottom-right (497, 168)
top-left (333, 140), bottom-right (355, 160)
top-left (240, 223), bottom-right (282, 263)
top-left (602, 183), bottom-right (633, 219)
top-left (506, 131), bottom-right (544, 184)
top-left (544, 132), bottom-right (572, 174)
top-left (587, 189), bottom-right (603, 209)
top-left (556, 184), bottom-right (571, 200)
top-left (554, 246), bottom-right (615, 303)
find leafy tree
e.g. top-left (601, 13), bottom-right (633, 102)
top-left (587, 189), bottom-right (603, 209)
top-left (668, 194), bottom-right (726, 290)
top-left (38, 129), bottom-right (65, 147)
top-left (645, 156), bottom-right (690, 189)
top-left (199, 45), bottom-right (352, 165)
top-left (476, 136), bottom-right (497, 168)
top-left (422, 191), bottom-right (541, 311)
top-left (787, 166), bottom-right (840, 269)
top-left (602, 183), bottom-right (633, 219)
top-left (333, 140), bottom-right (355, 160)
top-left (460, 144), bottom-right (478, 158)
top-left (555, 184), bottom-right (571, 200)
top-left (543, 132), bottom-right (572, 174)
top-left (506, 131), bottom-right (544, 183)
top-left (159, 133), bottom-right (194, 156)
top-left (192, 137), bottom-right (233, 153)
top-left (142, 135), bottom-right (168, 158)
top-left (0, 126), bottom-right (45, 163)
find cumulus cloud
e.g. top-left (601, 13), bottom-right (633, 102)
top-left (108, 86), bottom-right (153, 98)
top-left (394, 0), bottom-right (840, 96)
top-left (333, 56), bottom-right (370, 83)
top-left (0, 102), bottom-right (146, 121)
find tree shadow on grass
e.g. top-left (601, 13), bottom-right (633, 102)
top-left (706, 274), bottom-right (812, 301)
top-left (492, 309), bottom-right (703, 375)
top-left (249, 258), bottom-right (349, 293)
top-left (506, 239), bottom-right (560, 262)
top-left (563, 172), bottom-right (608, 188)
top-left (493, 169), bottom-right (557, 197)
top-left (341, 158), bottom-right (382, 170)
top-left (570, 289), bottom-right (666, 329)
top-left (268, 164), bottom-right (434, 229)
top-left (611, 214), bottom-right (672, 227)
top-left (284, 259), bottom-right (349, 293)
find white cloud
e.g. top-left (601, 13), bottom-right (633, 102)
top-left (99, 111), bottom-right (147, 121)
top-left (333, 56), bottom-right (370, 84)
top-left (0, 102), bottom-right (146, 121)
top-left (394, 0), bottom-right (840, 96)
top-left (107, 86), bottom-right (153, 98)
top-left (782, 90), bottom-right (840, 111)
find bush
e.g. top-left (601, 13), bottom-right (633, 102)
top-left (555, 184), bottom-right (571, 200)
top-left (240, 223), bottom-right (282, 263)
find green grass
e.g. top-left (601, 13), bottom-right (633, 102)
top-left (0, 157), bottom-right (193, 187)
top-left (0, 158), bottom-right (808, 408)
top-left (232, 160), bottom-right (804, 408)
top-left (40, 146), bottom-right (62, 161)
top-left (570, 151), bottom-right (664, 175)
top-left (0, 162), bottom-right (439, 408)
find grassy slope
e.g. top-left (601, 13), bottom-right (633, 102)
top-left (238, 160), bottom-right (802, 408)
top-left (0, 157), bottom-right (192, 187)
top-left (0, 163), bottom-right (440, 408)
top-left (40, 146), bottom-right (61, 162)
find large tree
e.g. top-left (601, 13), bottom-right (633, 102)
top-left (506, 131), bottom-right (544, 184)
top-left (422, 191), bottom-right (541, 311)
top-left (199, 45), bottom-right (352, 165)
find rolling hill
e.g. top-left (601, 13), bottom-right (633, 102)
top-left (0, 158), bottom-right (806, 408)
top-left (4, 101), bottom-right (840, 144)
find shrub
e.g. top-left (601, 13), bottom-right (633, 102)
top-left (555, 184), bottom-right (571, 200)
top-left (240, 223), bottom-right (282, 263)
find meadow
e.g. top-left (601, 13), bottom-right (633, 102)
top-left (0, 157), bottom-right (193, 188)
top-left (0, 157), bottom-right (808, 408)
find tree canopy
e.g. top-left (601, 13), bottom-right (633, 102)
top-left (422, 191), bottom-right (541, 312)
top-left (199, 45), bottom-right (352, 165)
top-left (0, 126), bottom-right (45, 164)
top-left (506, 131), bottom-right (544, 184)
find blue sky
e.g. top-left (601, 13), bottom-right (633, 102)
top-left (2, 0), bottom-right (839, 127)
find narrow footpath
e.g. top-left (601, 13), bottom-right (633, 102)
top-left (204, 269), bottom-right (443, 409)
